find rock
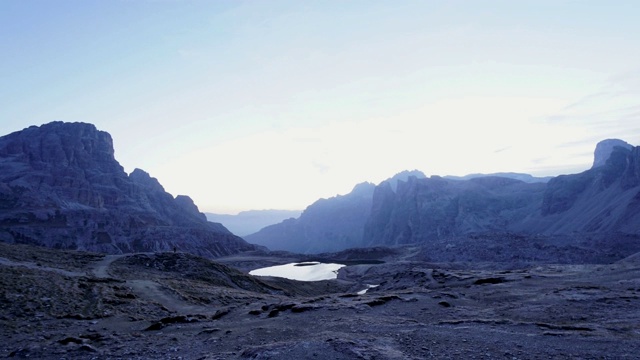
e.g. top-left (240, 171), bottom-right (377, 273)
top-left (0, 121), bottom-right (255, 258)
top-left (58, 336), bottom-right (84, 345)
top-left (592, 139), bottom-right (633, 168)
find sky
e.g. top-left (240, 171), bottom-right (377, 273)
top-left (1, 1), bottom-right (639, 214)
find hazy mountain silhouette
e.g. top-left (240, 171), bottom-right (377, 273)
top-left (244, 182), bottom-right (376, 253)
top-left (205, 209), bottom-right (302, 236)
top-left (246, 140), bottom-right (639, 255)
top-left (444, 172), bottom-right (552, 183)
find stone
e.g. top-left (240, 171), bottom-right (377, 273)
top-left (0, 121), bottom-right (255, 258)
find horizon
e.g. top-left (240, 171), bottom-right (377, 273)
top-left (2, 1), bottom-right (639, 214)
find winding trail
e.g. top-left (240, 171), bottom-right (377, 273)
top-left (0, 252), bottom-right (215, 315)
top-left (89, 253), bottom-right (213, 314)
top-left (90, 254), bottom-right (128, 278)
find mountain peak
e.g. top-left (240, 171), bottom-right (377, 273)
top-left (0, 121), bottom-right (253, 257)
top-left (351, 182), bottom-right (376, 195)
top-left (592, 139), bottom-right (633, 169)
top-left (384, 170), bottom-right (427, 192)
top-left (0, 121), bottom-right (119, 172)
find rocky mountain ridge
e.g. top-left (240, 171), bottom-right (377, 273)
top-left (245, 182), bottom-right (376, 253)
top-left (0, 121), bottom-right (254, 257)
top-left (248, 139), bottom-right (640, 257)
top-left (365, 143), bottom-right (640, 248)
top-left (443, 172), bottom-right (553, 183)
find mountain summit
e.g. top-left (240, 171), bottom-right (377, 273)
top-left (592, 138), bottom-right (633, 168)
top-left (0, 121), bottom-right (254, 257)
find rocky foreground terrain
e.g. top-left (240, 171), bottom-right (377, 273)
top-left (1, 241), bottom-right (639, 359)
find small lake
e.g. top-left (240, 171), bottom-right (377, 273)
top-left (249, 261), bottom-right (346, 281)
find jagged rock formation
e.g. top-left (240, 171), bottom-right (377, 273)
top-left (0, 121), bottom-right (254, 257)
top-left (244, 172), bottom-right (430, 254)
top-left (386, 169), bottom-right (427, 190)
top-left (245, 182), bottom-right (376, 253)
top-left (592, 138), bottom-right (632, 168)
top-left (523, 144), bottom-right (640, 234)
top-left (365, 140), bottom-right (640, 249)
top-left (363, 175), bottom-right (547, 246)
top-left (248, 139), bottom-right (640, 259)
top-left (205, 209), bottom-right (302, 236)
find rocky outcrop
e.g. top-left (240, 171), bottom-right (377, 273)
top-left (363, 175), bottom-right (546, 246)
top-left (525, 144), bottom-right (640, 234)
top-left (365, 140), bottom-right (640, 248)
top-left (245, 182), bottom-right (376, 253)
top-left (592, 138), bottom-right (632, 168)
top-left (0, 121), bottom-right (254, 257)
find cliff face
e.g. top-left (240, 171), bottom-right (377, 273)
top-left (0, 121), bottom-right (254, 257)
top-left (591, 139), bottom-right (632, 169)
top-left (363, 175), bottom-right (546, 246)
top-left (364, 142), bottom-right (640, 247)
top-left (524, 145), bottom-right (640, 234)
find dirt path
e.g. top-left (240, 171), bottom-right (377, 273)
top-left (90, 254), bottom-right (128, 278)
top-left (89, 253), bottom-right (213, 314)
top-left (126, 279), bottom-right (212, 314)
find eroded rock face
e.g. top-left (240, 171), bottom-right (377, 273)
top-left (0, 121), bottom-right (254, 257)
top-left (363, 175), bottom-right (546, 246)
top-left (364, 144), bottom-right (640, 247)
top-left (592, 138), bottom-right (632, 169)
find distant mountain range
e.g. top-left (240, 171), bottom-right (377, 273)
top-left (246, 139), bottom-right (640, 256)
top-left (443, 172), bottom-right (552, 183)
top-left (2, 122), bottom-right (638, 263)
top-left (205, 210), bottom-right (301, 236)
top-left (0, 122), bottom-right (255, 257)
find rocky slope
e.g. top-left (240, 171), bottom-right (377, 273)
top-left (245, 171), bottom-right (428, 254)
top-left (365, 143), bottom-right (640, 248)
top-left (245, 182), bottom-right (376, 253)
top-left (591, 138), bottom-right (632, 168)
top-left (363, 175), bottom-right (547, 246)
top-left (1, 242), bottom-right (639, 359)
top-left (0, 121), bottom-right (254, 257)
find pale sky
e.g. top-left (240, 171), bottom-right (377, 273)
top-left (1, 1), bottom-right (639, 214)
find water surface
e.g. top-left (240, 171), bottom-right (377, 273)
top-left (249, 261), bottom-right (345, 281)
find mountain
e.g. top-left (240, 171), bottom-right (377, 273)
top-left (591, 138), bottom-right (632, 168)
top-left (519, 144), bottom-right (640, 234)
top-left (365, 140), bottom-right (640, 247)
top-left (205, 209), bottom-right (302, 236)
top-left (245, 139), bottom-right (640, 258)
top-left (245, 182), bottom-right (376, 253)
top-left (444, 172), bottom-right (552, 183)
top-left (0, 121), bottom-right (255, 257)
top-left (386, 169), bottom-right (427, 190)
top-left (363, 175), bottom-right (547, 246)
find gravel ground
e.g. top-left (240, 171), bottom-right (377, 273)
top-left (1, 243), bottom-right (639, 359)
